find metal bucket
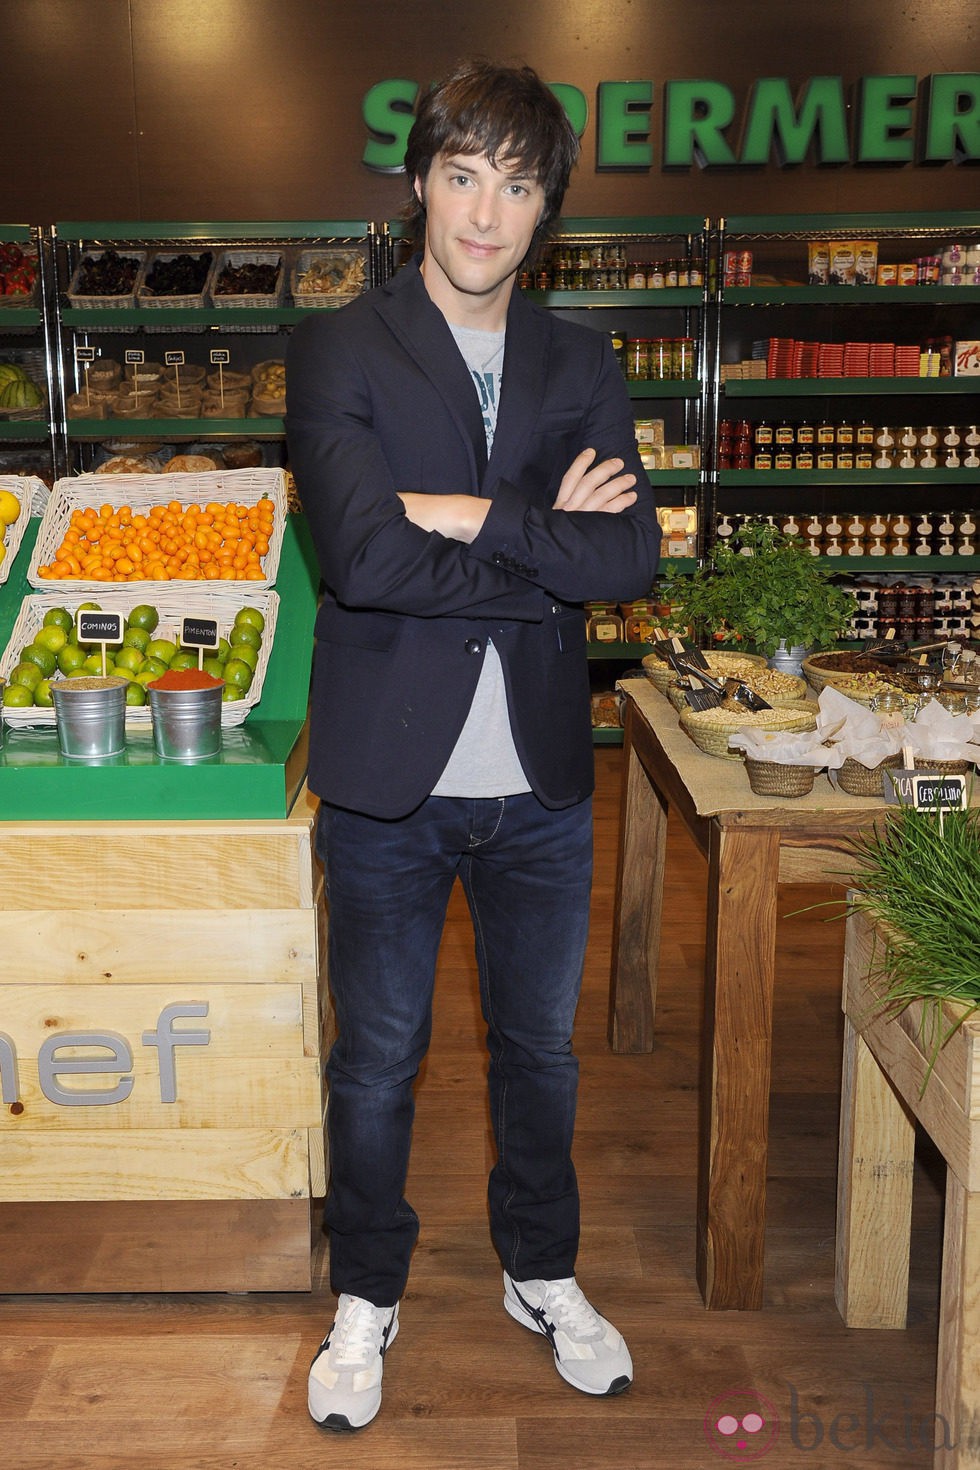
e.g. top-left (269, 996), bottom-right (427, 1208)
top-left (148, 683), bottom-right (223, 760)
top-left (51, 676), bottom-right (129, 759)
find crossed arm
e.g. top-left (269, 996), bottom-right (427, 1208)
top-left (397, 447), bottom-right (638, 543)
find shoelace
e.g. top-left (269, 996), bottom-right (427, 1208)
top-left (331, 1299), bottom-right (386, 1367)
top-left (540, 1280), bottom-right (602, 1338)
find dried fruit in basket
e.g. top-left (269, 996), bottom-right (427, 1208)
top-left (35, 496), bottom-right (276, 583)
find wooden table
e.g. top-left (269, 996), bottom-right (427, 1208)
top-left (837, 908), bottom-right (980, 1468)
top-left (608, 677), bottom-right (977, 1310)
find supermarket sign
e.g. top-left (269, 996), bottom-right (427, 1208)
top-left (362, 73), bottom-right (980, 172)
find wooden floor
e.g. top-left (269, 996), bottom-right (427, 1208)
top-left (1, 748), bottom-right (946, 1469)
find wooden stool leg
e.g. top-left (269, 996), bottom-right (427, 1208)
top-left (936, 1174), bottom-right (980, 1468)
top-left (836, 1016), bottom-right (915, 1328)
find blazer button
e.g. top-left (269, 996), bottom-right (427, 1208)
top-left (464, 638), bottom-right (483, 655)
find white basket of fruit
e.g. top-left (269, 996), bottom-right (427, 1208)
top-left (0, 586), bottom-right (278, 730)
top-left (0, 475), bottom-right (44, 587)
top-left (27, 466), bottom-right (287, 593)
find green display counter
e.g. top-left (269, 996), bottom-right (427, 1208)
top-left (0, 513), bottom-right (319, 820)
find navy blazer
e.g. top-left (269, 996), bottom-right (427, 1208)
top-left (285, 258), bottom-right (660, 817)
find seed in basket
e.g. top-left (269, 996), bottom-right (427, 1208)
top-left (36, 496), bottom-right (276, 583)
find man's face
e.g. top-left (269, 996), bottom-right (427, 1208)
top-left (415, 150), bottom-right (545, 325)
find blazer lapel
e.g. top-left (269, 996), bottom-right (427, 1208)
top-left (486, 289), bottom-right (550, 490)
top-left (376, 260), bottom-right (488, 486)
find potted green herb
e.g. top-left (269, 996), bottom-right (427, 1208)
top-left (658, 519), bottom-right (856, 670)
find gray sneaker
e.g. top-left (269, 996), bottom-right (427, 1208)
top-left (308, 1293), bottom-right (399, 1431)
top-left (503, 1272), bottom-right (632, 1396)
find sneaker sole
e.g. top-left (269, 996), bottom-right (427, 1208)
top-left (503, 1294), bottom-right (632, 1397)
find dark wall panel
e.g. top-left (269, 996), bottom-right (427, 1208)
top-left (1, 0), bottom-right (978, 224)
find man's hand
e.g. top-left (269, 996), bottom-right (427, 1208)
top-left (398, 492), bottom-right (490, 543)
top-left (552, 448), bottom-right (637, 514)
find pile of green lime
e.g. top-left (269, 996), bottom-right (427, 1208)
top-left (1, 602), bottom-right (266, 709)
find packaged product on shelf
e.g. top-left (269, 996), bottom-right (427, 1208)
top-left (585, 603), bottom-right (623, 642)
top-left (590, 690), bottom-right (623, 728)
top-left (955, 341), bottom-right (980, 375)
top-left (619, 599), bottom-right (659, 642)
top-left (807, 241), bottom-right (830, 284)
top-left (828, 242), bottom-right (856, 285)
top-left (852, 241), bottom-right (878, 284)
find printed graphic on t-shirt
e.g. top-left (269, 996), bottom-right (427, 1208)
top-left (471, 368), bottom-right (502, 449)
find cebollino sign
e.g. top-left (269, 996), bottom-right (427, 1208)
top-left (361, 73), bottom-right (980, 172)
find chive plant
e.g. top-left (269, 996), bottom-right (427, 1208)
top-left (846, 804), bottom-right (980, 1078)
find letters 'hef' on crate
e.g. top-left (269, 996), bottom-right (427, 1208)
top-left (0, 816), bottom-right (329, 1293)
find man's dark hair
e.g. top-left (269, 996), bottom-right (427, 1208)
top-left (403, 59), bottom-right (580, 252)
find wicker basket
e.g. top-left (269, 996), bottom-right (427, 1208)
top-left (836, 755), bottom-right (902, 797)
top-left (290, 247), bottom-right (367, 309)
top-left (640, 653), bottom-right (676, 694)
top-left (801, 654), bottom-right (900, 706)
top-left (210, 250), bottom-right (285, 333)
top-left (26, 467), bottom-right (287, 592)
top-left (914, 757), bottom-right (972, 776)
top-left (137, 250), bottom-right (215, 333)
top-left (66, 249), bottom-right (146, 327)
top-left (745, 757), bottom-right (816, 797)
top-left (0, 475), bottom-right (42, 587)
top-left (679, 706), bottom-right (818, 760)
top-left (0, 585), bottom-right (279, 731)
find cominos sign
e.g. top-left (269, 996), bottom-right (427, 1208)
top-left (362, 73), bottom-right (980, 172)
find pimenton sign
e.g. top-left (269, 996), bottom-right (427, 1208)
top-left (362, 73), bottom-right (980, 172)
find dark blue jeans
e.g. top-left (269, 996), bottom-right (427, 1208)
top-left (316, 791), bottom-right (594, 1308)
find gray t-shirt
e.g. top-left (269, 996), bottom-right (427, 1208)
top-left (431, 324), bottom-right (531, 798)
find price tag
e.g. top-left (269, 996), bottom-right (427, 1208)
top-left (884, 769), bottom-right (968, 811)
top-left (210, 349), bottom-right (231, 365)
top-left (77, 611), bottom-right (124, 645)
top-left (76, 610), bottom-right (124, 677)
top-left (125, 348), bottom-right (145, 364)
top-left (164, 350), bottom-right (186, 366)
top-left (180, 615), bottom-right (219, 652)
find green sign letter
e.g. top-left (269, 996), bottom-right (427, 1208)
top-left (663, 81), bottom-right (737, 167)
top-left (921, 73), bottom-right (980, 161)
top-left (596, 81), bottom-right (654, 169)
top-left (362, 78), bottom-right (419, 173)
top-left (740, 77), bottom-right (849, 165)
top-left (549, 84), bottom-right (589, 138)
top-left (857, 75), bottom-right (916, 162)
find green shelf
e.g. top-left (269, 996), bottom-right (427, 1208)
top-left (62, 306), bottom-right (318, 329)
top-left (721, 211), bottom-right (980, 235)
top-left (722, 285), bottom-right (980, 306)
top-left (719, 469), bottom-right (980, 487)
top-left (628, 380), bottom-right (700, 399)
top-left (723, 377), bottom-right (980, 397)
top-left (66, 416), bottom-right (284, 440)
top-left (591, 727), bottom-right (625, 745)
top-left (0, 514), bottom-right (319, 820)
top-left (648, 470), bottom-right (699, 486)
top-left (57, 220), bottom-right (372, 242)
top-left (0, 306), bottom-right (43, 328)
top-left (0, 419), bottom-right (51, 439)
top-left (820, 555), bottom-right (980, 573)
top-left (527, 289), bottom-right (701, 309)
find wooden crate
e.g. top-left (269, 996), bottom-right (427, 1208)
top-left (837, 906), bottom-right (980, 1468)
top-left (0, 817), bottom-right (328, 1292)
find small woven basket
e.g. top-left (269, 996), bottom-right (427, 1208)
top-left (837, 755), bottom-right (901, 797)
top-left (290, 247), bottom-right (367, 309)
top-left (679, 707), bottom-right (817, 760)
top-left (27, 466), bottom-right (287, 592)
top-left (745, 758), bottom-right (816, 797)
top-left (0, 475), bottom-right (43, 587)
top-left (915, 757), bottom-right (971, 776)
top-left (0, 585), bottom-right (279, 730)
top-left (641, 654), bottom-right (676, 694)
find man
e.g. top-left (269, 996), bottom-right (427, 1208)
top-left (285, 58), bottom-right (660, 1432)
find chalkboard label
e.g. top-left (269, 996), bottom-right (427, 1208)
top-left (77, 611), bottom-right (124, 645)
top-left (210, 348), bottom-right (231, 365)
top-left (885, 769), bottom-right (968, 811)
top-left (180, 615), bottom-right (219, 651)
top-left (75, 346), bottom-right (97, 363)
top-left (164, 349), bottom-right (185, 366)
top-left (125, 348), bottom-right (145, 364)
